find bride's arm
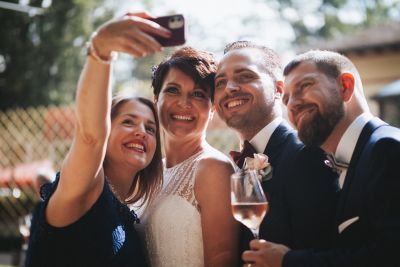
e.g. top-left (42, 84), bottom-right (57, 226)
top-left (195, 158), bottom-right (240, 267)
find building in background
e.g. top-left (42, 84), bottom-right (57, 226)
top-left (298, 22), bottom-right (400, 127)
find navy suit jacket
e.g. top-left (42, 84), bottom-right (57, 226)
top-left (284, 118), bottom-right (400, 267)
top-left (240, 122), bottom-right (339, 253)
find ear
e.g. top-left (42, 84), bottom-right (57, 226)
top-left (275, 80), bottom-right (284, 99)
top-left (340, 73), bottom-right (355, 102)
top-left (153, 95), bottom-right (158, 104)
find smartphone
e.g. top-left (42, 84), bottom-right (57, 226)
top-left (149, 14), bottom-right (186, 47)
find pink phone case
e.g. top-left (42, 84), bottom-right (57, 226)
top-left (149, 14), bottom-right (186, 47)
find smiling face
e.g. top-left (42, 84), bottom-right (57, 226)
top-left (214, 48), bottom-right (278, 137)
top-left (105, 99), bottom-right (157, 173)
top-left (283, 60), bottom-right (344, 147)
top-left (155, 67), bottom-right (213, 140)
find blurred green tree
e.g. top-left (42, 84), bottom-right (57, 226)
top-left (0, 0), bottom-right (112, 110)
top-left (276, 0), bottom-right (400, 44)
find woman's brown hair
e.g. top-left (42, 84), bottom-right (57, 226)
top-left (110, 95), bottom-right (163, 205)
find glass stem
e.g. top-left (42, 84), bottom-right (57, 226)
top-left (251, 228), bottom-right (259, 239)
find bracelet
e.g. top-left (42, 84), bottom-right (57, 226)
top-left (86, 32), bottom-right (118, 64)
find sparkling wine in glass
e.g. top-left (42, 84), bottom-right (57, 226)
top-left (231, 169), bottom-right (268, 239)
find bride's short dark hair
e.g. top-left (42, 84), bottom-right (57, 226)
top-left (151, 47), bottom-right (217, 102)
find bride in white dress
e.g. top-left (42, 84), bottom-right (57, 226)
top-left (141, 47), bottom-right (240, 267)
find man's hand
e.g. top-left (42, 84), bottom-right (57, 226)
top-left (242, 239), bottom-right (290, 267)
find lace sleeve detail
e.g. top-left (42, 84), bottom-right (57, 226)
top-left (162, 152), bottom-right (203, 209)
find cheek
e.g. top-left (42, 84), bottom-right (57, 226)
top-left (156, 102), bottom-right (168, 127)
top-left (287, 111), bottom-right (296, 125)
top-left (214, 90), bottom-right (223, 103)
top-left (106, 131), bottom-right (117, 149)
top-left (147, 137), bottom-right (157, 160)
top-left (199, 103), bottom-right (212, 120)
top-left (156, 100), bottom-right (163, 114)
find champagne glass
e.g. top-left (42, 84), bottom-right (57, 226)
top-left (231, 169), bottom-right (268, 239)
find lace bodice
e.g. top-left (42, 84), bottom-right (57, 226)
top-left (141, 150), bottom-right (208, 267)
top-left (162, 150), bottom-right (203, 209)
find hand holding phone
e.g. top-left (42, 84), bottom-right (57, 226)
top-left (149, 14), bottom-right (186, 47)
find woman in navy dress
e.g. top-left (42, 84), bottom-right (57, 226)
top-left (25, 14), bottom-right (170, 267)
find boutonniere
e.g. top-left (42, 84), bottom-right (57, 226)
top-left (243, 153), bottom-right (273, 182)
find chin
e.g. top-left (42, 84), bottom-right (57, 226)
top-left (127, 157), bottom-right (147, 168)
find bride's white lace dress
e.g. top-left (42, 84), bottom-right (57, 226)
top-left (141, 148), bottom-right (215, 267)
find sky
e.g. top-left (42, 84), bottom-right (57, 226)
top-left (114, 0), bottom-right (297, 61)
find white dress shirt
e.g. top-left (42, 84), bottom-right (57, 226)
top-left (335, 113), bottom-right (373, 188)
top-left (246, 117), bottom-right (283, 154)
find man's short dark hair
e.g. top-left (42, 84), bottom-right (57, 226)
top-left (223, 41), bottom-right (283, 83)
top-left (283, 50), bottom-right (357, 79)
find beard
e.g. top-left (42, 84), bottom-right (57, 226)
top-left (217, 97), bottom-right (274, 134)
top-left (297, 98), bottom-right (344, 147)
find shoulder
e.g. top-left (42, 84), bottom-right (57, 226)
top-left (275, 128), bottom-right (304, 155)
top-left (368, 127), bottom-right (400, 160)
top-left (371, 124), bottom-right (400, 143)
top-left (197, 145), bottom-right (234, 170)
top-left (194, 147), bottom-right (234, 204)
top-left (194, 147), bottom-right (234, 186)
top-left (357, 124), bottom-right (400, 162)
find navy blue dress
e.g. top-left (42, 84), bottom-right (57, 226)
top-left (25, 174), bottom-right (148, 267)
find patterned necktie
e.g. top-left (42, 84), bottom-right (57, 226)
top-left (324, 153), bottom-right (349, 175)
top-left (229, 140), bottom-right (257, 168)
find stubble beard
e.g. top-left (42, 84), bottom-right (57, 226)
top-left (220, 104), bottom-right (273, 138)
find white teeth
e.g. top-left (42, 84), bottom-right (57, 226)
top-left (173, 115), bottom-right (193, 121)
top-left (126, 143), bottom-right (144, 150)
top-left (227, 100), bottom-right (245, 108)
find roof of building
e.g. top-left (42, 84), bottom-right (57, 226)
top-left (372, 79), bottom-right (400, 100)
top-left (297, 21), bottom-right (400, 53)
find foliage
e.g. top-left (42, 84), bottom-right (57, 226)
top-left (0, 0), bottom-right (112, 111)
top-left (275, 0), bottom-right (400, 44)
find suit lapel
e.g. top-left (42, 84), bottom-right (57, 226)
top-left (336, 117), bottom-right (387, 221)
top-left (263, 122), bottom-right (293, 166)
top-left (261, 122), bottom-right (294, 197)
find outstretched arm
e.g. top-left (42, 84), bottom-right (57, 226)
top-left (46, 14), bottom-right (170, 227)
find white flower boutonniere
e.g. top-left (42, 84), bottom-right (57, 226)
top-left (243, 153), bottom-right (273, 182)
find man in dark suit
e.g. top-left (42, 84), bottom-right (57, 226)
top-left (243, 50), bottom-right (400, 267)
top-left (213, 41), bottom-right (339, 255)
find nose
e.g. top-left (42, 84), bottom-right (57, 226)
top-left (177, 95), bottom-right (192, 108)
top-left (226, 80), bottom-right (240, 94)
top-left (134, 123), bottom-right (147, 139)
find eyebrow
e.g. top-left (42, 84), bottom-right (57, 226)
top-left (164, 82), bottom-right (180, 87)
top-left (234, 68), bottom-right (254, 74)
top-left (165, 81), bottom-right (209, 93)
top-left (122, 113), bottom-right (156, 126)
top-left (293, 75), bottom-right (316, 88)
top-left (215, 72), bottom-right (226, 80)
top-left (215, 68), bottom-right (254, 80)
